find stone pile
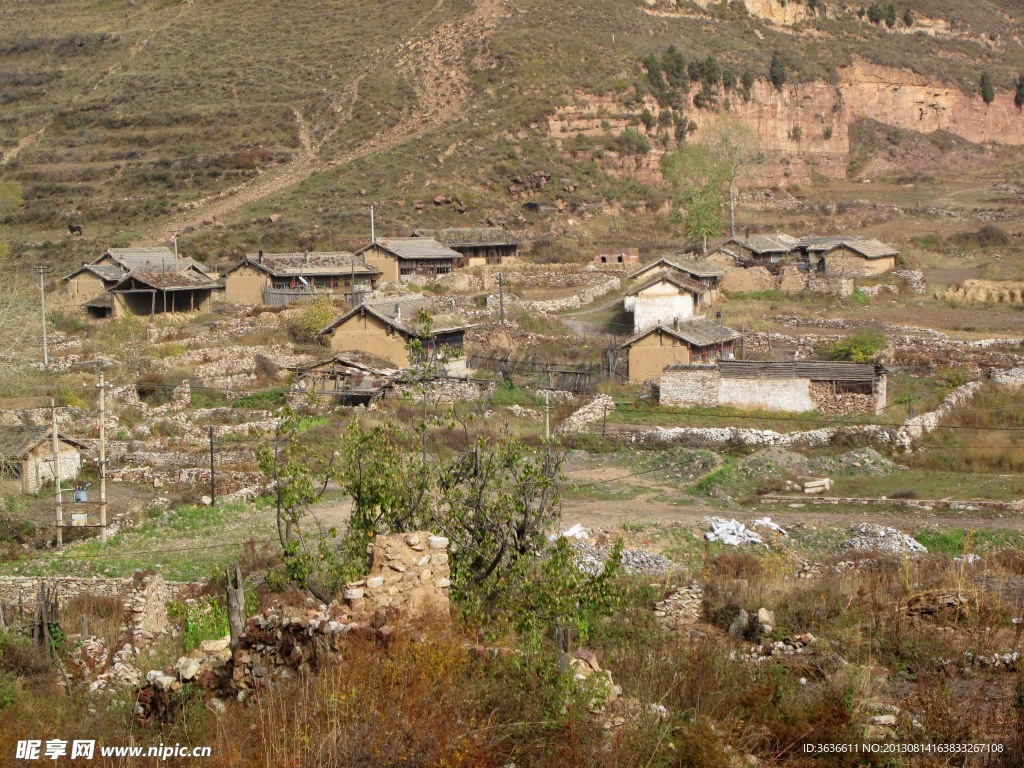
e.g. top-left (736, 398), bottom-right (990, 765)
top-left (963, 651), bottom-right (1020, 671)
top-left (653, 584), bottom-right (703, 630)
top-left (571, 541), bottom-right (673, 574)
top-left (555, 394), bottom-right (615, 435)
top-left (738, 632), bottom-right (817, 662)
top-left (839, 524), bottom-right (927, 555)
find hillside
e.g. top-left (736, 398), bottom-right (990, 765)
top-left (3, 0), bottom-right (1024, 270)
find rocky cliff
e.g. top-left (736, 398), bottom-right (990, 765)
top-left (548, 60), bottom-right (1024, 186)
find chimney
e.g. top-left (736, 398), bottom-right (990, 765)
top-left (673, 317), bottom-right (679, 331)
top-left (394, 302), bottom-right (401, 322)
top-left (304, 250), bottom-right (310, 265)
top-left (258, 250), bottom-right (263, 265)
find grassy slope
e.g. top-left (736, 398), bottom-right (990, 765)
top-left (2, 0), bottom-right (1024, 270)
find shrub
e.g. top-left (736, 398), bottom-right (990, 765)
top-left (825, 329), bottom-right (887, 362)
top-left (769, 55), bottom-right (786, 90)
top-left (288, 296), bottom-right (336, 344)
top-left (1016, 73), bottom-right (1024, 108)
top-left (981, 71), bottom-right (996, 105)
top-left (167, 595), bottom-right (230, 652)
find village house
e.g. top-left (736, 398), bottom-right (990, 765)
top-left (317, 297), bottom-right (472, 371)
top-left (707, 234), bottom-right (798, 268)
top-left (619, 318), bottom-right (741, 384)
top-left (659, 360), bottom-right (887, 414)
top-left (624, 273), bottom-right (712, 333)
top-left (85, 270), bottom-right (222, 319)
top-left (628, 256), bottom-right (725, 296)
top-left (62, 247), bottom-right (211, 303)
top-left (410, 228), bottom-right (518, 265)
top-left (593, 247), bottom-right (641, 266)
top-left (811, 238), bottom-right (899, 276)
top-left (356, 238), bottom-right (465, 283)
top-left (0, 426), bottom-right (87, 494)
top-left (222, 251), bottom-right (381, 305)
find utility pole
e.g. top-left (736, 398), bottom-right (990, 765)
top-left (33, 266), bottom-right (52, 365)
top-left (498, 272), bottom-right (506, 326)
top-left (51, 399), bottom-right (62, 549)
top-left (370, 205), bottom-right (375, 243)
top-left (97, 366), bottom-right (108, 544)
top-left (172, 231), bottom-right (179, 259)
top-left (209, 426), bottom-right (216, 506)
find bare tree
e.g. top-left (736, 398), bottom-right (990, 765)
top-left (0, 275), bottom-right (41, 394)
top-left (710, 118), bottom-right (765, 237)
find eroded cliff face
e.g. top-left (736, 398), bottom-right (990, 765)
top-left (644, 0), bottom-right (816, 25)
top-left (548, 61), bottom-right (1024, 186)
top-left (841, 62), bottom-right (1024, 145)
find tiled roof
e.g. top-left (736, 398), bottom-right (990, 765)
top-left (227, 252), bottom-right (380, 277)
top-left (61, 264), bottom-right (126, 282)
top-left (629, 257), bottom-right (725, 281)
top-left (362, 237), bottom-right (462, 261)
top-left (411, 228), bottom-right (518, 248)
top-left (625, 272), bottom-right (710, 297)
top-left (113, 271), bottom-right (222, 291)
top-left (0, 426), bottom-right (87, 459)
top-left (100, 247), bottom-right (210, 274)
top-left (620, 317), bottom-right (741, 349)
top-left (318, 295), bottom-right (471, 337)
top-left (825, 239), bottom-right (899, 259)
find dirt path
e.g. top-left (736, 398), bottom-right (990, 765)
top-left (142, 0), bottom-right (506, 245)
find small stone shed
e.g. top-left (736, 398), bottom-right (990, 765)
top-left (660, 360), bottom-right (887, 414)
top-left (619, 319), bottom-right (741, 384)
top-left (0, 426), bottom-right (87, 494)
top-left (222, 251), bottom-right (381, 305)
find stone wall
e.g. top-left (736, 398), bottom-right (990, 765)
top-left (807, 274), bottom-right (854, 298)
top-left (808, 381), bottom-right (878, 417)
top-left (992, 368), bottom-right (1024, 387)
top-left (341, 532), bottom-right (451, 626)
top-left (556, 394), bottom-right (616, 435)
top-left (485, 276), bottom-right (620, 314)
top-left (23, 451), bottom-right (82, 494)
top-left (659, 366), bottom-right (719, 407)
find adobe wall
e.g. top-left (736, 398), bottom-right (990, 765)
top-left (633, 293), bottom-right (695, 333)
top-left (224, 264), bottom-right (269, 305)
top-left (718, 376), bottom-right (816, 412)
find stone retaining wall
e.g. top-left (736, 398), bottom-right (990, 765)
top-left (762, 494), bottom-right (1024, 512)
top-left (486, 276), bottom-right (620, 314)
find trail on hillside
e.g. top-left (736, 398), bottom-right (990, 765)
top-left (142, 0), bottom-right (506, 245)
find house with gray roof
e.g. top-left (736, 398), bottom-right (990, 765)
top-left (410, 228), bottom-right (518, 265)
top-left (618, 317), bottom-right (740, 383)
top-left (222, 251), bottom-right (381, 305)
top-left (63, 247), bottom-right (212, 304)
top-left (86, 270), bottom-right (222, 319)
top-left (356, 238), bottom-right (465, 282)
top-left (624, 272), bottom-right (714, 333)
top-left (628, 256), bottom-right (725, 292)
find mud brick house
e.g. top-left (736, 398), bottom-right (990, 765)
top-left (63, 247), bottom-right (211, 303)
top-left (660, 360), bottom-right (887, 414)
top-left (86, 270), bottom-right (222, 319)
top-left (410, 228), bottom-right (518, 265)
top-left (222, 251), bottom-right (381, 305)
top-left (356, 238), bottom-right (464, 283)
top-left (807, 238), bottom-right (899, 276)
top-left (318, 297), bottom-right (472, 371)
top-left (628, 257), bottom-right (725, 296)
top-left (708, 234), bottom-right (798, 267)
top-left (619, 318), bottom-right (741, 384)
top-left (593, 247), bottom-right (640, 266)
top-left (0, 426), bottom-right (87, 494)
top-left (624, 273), bottom-right (713, 333)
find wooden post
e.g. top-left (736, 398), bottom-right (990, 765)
top-left (225, 566), bottom-right (245, 653)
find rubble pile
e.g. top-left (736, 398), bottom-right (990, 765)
top-left (555, 394), bottom-right (615, 435)
top-left (653, 584), bottom-right (703, 630)
top-left (839, 524), bottom-right (927, 555)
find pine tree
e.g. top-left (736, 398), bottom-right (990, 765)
top-left (981, 72), bottom-right (996, 105)
top-left (769, 55), bottom-right (786, 90)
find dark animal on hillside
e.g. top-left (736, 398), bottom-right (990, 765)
top-left (68, 223), bottom-right (83, 236)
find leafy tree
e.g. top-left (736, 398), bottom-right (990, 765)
top-left (640, 108), bottom-right (655, 130)
top-left (288, 295), bottom-right (336, 344)
top-left (867, 3), bottom-right (884, 24)
top-left (0, 276), bottom-right (39, 400)
top-left (769, 54), bottom-right (787, 90)
top-left (642, 53), bottom-right (666, 96)
top-left (902, 8), bottom-right (914, 26)
top-left (1016, 73), bottom-right (1024, 108)
top-left (741, 70), bottom-right (756, 100)
top-left (0, 181), bottom-right (23, 264)
top-left (661, 142), bottom-right (728, 253)
top-left (883, 3), bottom-right (897, 27)
top-left (661, 45), bottom-right (687, 89)
top-left (981, 72), bottom-right (996, 105)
